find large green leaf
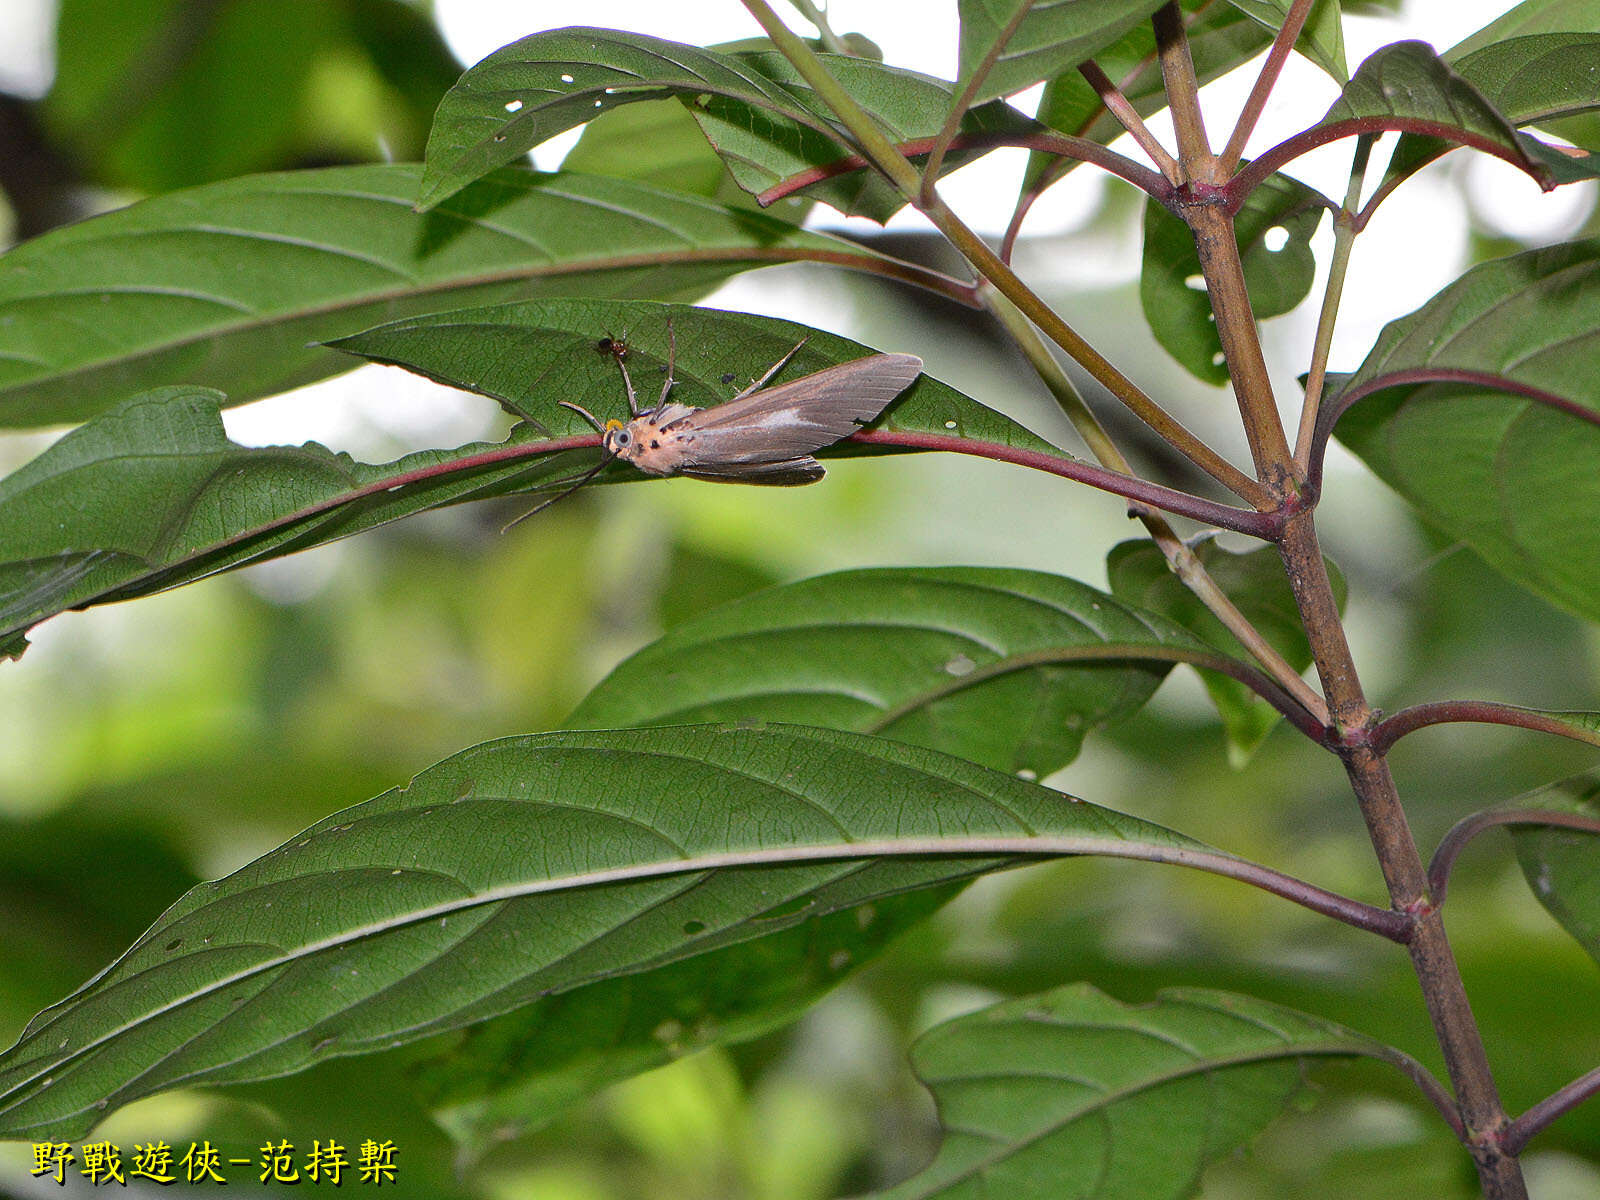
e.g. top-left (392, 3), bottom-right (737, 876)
top-left (875, 984), bottom-right (1387, 1199)
top-left (1107, 538), bottom-right (1341, 761)
top-left (0, 388), bottom-right (562, 660)
top-left (1238, 41), bottom-right (1539, 197)
top-left (0, 163), bottom-right (879, 428)
top-left (1140, 172), bottom-right (1327, 384)
top-left (1508, 773), bottom-right (1600, 967)
top-left (0, 304), bottom-right (1051, 657)
top-left (571, 566), bottom-right (1215, 778)
top-left (0, 724), bottom-right (1210, 1140)
top-left (417, 28), bottom-right (815, 210)
top-left (1331, 240), bottom-right (1600, 624)
top-left (1447, 0), bottom-right (1600, 60)
top-left (955, 0), bottom-right (1168, 104)
top-left (415, 27), bottom-right (1033, 221)
top-left (1381, 32), bottom-right (1600, 200)
top-left (326, 298), bottom-right (1059, 453)
top-left (419, 886), bottom-right (957, 1158)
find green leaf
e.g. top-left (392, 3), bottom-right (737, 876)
top-left (1331, 240), bottom-right (1600, 624)
top-left (415, 27), bottom-right (1033, 221)
top-left (327, 298), bottom-right (1060, 455)
top-left (1506, 773), bottom-right (1600, 966)
top-left (0, 724), bottom-right (1209, 1141)
top-left (419, 886), bottom-right (956, 1158)
top-left (0, 387), bottom-right (567, 650)
top-left (0, 304), bottom-right (1050, 650)
top-left (416, 27), bottom-right (825, 210)
top-left (1273, 40), bottom-right (1541, 197)
top-left (1140, 172), bottom-right (1327, 384)
top-left (1447, 0), bottom-right (1600, 60)
top-left (1107, 539), bottom-right (1341, 761)
top-left (412, 26), bottom-right (819, 209)
top-left (1381, 32), bottom-right (1600, 198)
top-left (0, 163), bottom-right (873, 429)
top-left (570, 566), bottom-right (1219, 777)
top-left (686, 51), bottom-right (1039, 223)
top-left (956, 0), bottom-right (1168, 104)
top-left (875, 984), bottom-right (1388, 1199)
top-left (1027, 1), bottom-right (1274, 192)
top-left (1219, 0), bottom-right (1347, 82)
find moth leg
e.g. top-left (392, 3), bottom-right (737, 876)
top-left (558, 400), bottom-right (608, 433)
top-left (610, 348), bottom-right (641, 417)
top-left (657, 319), bottom-right (679, 410)
top-left (732, 336), bottom-right (810, 400)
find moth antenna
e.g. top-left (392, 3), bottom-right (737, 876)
top-left (501, 458), bottom-right (609, 532)
top-left (733, 336), bottom-right (810, 399)
top-left (558, 399), bottom-right (607, 433)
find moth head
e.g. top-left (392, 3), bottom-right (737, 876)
top-left (602, 417), bottom-right (635, 458)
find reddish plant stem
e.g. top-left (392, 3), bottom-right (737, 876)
top-left (1374, 702), bottom-right (1600, 755)
top-left (1185, 201), bottom-right (1297, 484)
top-left (1428, 808), bottom-right (1600, 908)
top-left (1227, 118), bottom-right (1552, 209)
top-left (1505, 1066), bottom-right (1600, 1154)
top-left (1154, 3), bottom-right (1212, 176)
top-left (1147, 7), bottom-right (1524, 1185)
top-left (1307, 368), bottom-right (1600, 494)
top-left (1280, 511), bottom-right (1525, 1197)
top-left (848, 430), bottom-right (1280, 537)
top-left (1156, 4), bottom-right (1296, 487)
top-left (757, 129), bottom-right (1173, 209)
top-left (1078, 60), bottom-right (1181, 182)
top-left (1218, 0), bottom-right (1315, 173)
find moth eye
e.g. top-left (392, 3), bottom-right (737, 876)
top-left (616, 431), bottom-right (630, 445)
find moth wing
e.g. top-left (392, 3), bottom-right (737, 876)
top-left (675, 353), bottom-right (922, 465)
top-left (682, 457), bottom-right (826, 486)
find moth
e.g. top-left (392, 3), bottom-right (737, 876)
top-left (514, 329), bottom-right (922, 522)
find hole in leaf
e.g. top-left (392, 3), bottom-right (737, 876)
top-left (165, 938), bottom-right (183, 951)
top-left (945, 653), bottom-right (976, 677)
top-left (1017, 768), bottom-right (1038, 781)
top-left (560, 73), bottom-right (574, 84)
top-left (1184, 274), bottom-right (1207, 291)
top-left (504, 99), bottom-right (524, 113)
top-left (1212, 351), bottom-right (1227, 366)
top-left (1263, 225), bottom-right (1290, 252)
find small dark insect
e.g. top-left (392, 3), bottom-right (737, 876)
top-left (594, 334), bottom-right (629, 361)
top-left (508, 325), bottom-right (922, 526)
